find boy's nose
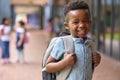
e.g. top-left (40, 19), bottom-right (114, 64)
top-left (78, 23), bottom-right (84, 28)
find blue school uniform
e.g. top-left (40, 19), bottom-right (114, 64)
top-left (51, 36), bottom-right (93, 80)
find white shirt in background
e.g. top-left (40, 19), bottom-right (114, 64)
top-left (0, 25), bottom-right (11, 41)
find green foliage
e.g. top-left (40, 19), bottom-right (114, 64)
top-left (105, 33), bottom-right (120, 40)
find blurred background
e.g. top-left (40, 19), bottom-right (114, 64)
top-left (0, 0), bottom-right (120, 80)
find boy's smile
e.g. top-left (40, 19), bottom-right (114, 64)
top-left (64, 9), bottom-right (91, 38)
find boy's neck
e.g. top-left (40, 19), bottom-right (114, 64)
top-left (72, 35), bottom-right (88, 41)
top-left (72, 35), bottom-right (87, 39)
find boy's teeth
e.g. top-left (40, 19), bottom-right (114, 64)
top-left (77, 29), bottom-right (86, 34)
top-left (77, 30), bottom-right (85, 32)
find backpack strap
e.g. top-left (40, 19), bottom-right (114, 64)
top-left (85, 39), bottom-right (99, 71)
top-left (85, 39), bottom-right (97, 53)
top-left (42, 37), bottom-right (58, 68)
top-left (56, 35), bottom-right (74, 80)
top-left (62, 35), bottom-right (74, 52)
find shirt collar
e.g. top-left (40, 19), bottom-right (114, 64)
top-left (72, 36), bottom-right (88, 43)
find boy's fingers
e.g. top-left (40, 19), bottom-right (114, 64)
top-left (95, 61), bottom-right (100, 66)
top-left (93, 54), bottom-right (101, 59)
top-left (64, 53), bottom-right (76, 60)
top-left (71, 53), bottom-right (76, 56)
top-left (92, 53), bottom-right (101, 67)
top-left (64, 53), bottom-right (68, 57)
top-left (94, 59), bottom-right (100, 66)
top-left (72, 54), bottom-right (77, 62)
top-left (71, 53), bottom-right (76, 58)
top-left (64, 53), bottom-right (74, 56)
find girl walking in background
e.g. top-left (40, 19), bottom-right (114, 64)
top-left (0, 18), bottom-right (11, 64)
top-left (15, 21), bottom-right (26, 63)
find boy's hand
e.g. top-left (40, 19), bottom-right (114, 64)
top-left (63, 53), bottom-right (76, 67)
top-left (93, 53), bottom-right (101, 67)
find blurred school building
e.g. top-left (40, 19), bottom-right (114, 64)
top-left (0, 0), bottom-right (120, 60)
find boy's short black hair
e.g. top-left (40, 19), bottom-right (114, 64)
top-left (64, 1), bottom-right (90, 17)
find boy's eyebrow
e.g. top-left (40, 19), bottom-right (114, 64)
top-left (71, 17), bottom-right (90, 20)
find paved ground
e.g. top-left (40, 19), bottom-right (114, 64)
top-left (104, 39), bottom-right (120, 60)
top-left (0, 30), bottom-right (120, 80)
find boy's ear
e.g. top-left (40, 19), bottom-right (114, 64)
top-left (64, 22), bottom-right (69, 30)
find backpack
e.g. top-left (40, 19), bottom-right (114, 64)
top-left (24, 32), bottom-right (30, 44)
top-left (42, 35), bottom-right (97, 80)
top-left (42, 35), bottom-right (74, 80)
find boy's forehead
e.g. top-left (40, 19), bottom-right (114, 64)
top-left (67, 9), bottom-right (90, 19)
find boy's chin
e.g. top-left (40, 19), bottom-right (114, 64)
top-left (76, 34), bottom-right (86, 38)
top-left (72, 33), bottom-right (87, 38)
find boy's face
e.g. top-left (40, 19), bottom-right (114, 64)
top-left (64, 9), bottom-right (91, 38)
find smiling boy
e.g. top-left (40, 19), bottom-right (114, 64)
top-left (45, 1), bottom-right (101, 80)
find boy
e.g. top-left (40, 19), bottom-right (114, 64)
top-left (46, 1), bottom-right (101, 80)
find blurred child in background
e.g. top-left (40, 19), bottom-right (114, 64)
top-left (15, 21), bottom-right (26, 63)
top-left (0, 18), bottom-right (12, 64)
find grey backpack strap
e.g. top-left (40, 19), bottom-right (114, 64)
top-left (86, 39), bottom-right (97, 54)
top-left (42, 37), bottom-right (58, 68)
top-left (63, 35), bottom-right (74, 53)
top-left (57, 35), bottom-right (74, 80)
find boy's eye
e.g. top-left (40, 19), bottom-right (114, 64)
top-left (82, 20), bottom-right (90, 23)
top-left (73, 21), bottom-right (79, 24)
top-left (72, 20), bottom-right (90, 25)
